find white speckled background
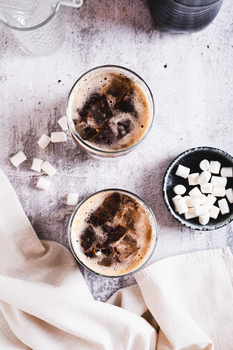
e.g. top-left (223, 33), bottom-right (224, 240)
top-left (0, 0), bottom-right (232, 301)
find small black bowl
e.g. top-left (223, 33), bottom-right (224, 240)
top-left (163, 147), bottom-right (233, 231)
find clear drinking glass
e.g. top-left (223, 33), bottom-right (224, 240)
top-left (66, 65), bottom-right (155, 159)
top-left (68, 189), bottom-right (158, 278)
top-left (0, 3), bottom-right (65, 56)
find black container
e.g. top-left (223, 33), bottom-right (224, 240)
top-left (147, 0), bottom-right (223, 33)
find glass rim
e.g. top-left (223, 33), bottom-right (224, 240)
top-left (66, 64), bottom-right (155, 156)
top-left (0, 3), bottom-right (60, 31)
top-left (68, 188), bottom-right (158, 278)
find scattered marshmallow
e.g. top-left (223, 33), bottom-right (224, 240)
top-left (211, 176), bottom-right (227, 187)
top-left (220, 167), bottom-right (233, 178)
top-left (41, 161), bottom-right (57, 177)
top-left (199, 159), bottom-right (209, 171)
top-left (212, 186), bottom-right (226, 197)
top-left (192, 194), bottom-right (207, 207)
top-left (205, 194), bottom-right (217, 210)
top-left (194, 205), bottom-right (208, 217)
top-left (188, 173), bottom-right (199, 186)
top-left (173, 184), bottom-right (186, 195)
top-left (36, 177), bottom-right (51, 191)
top-left (199, 213), bottom-right (210, 225)
top-left (218, 198), bottom-right (230, 215)
top-left (51, 132), bottom-right (67, 143)
top-left (38, 134), bottom-right (51, 149)
top-left (58, 116), bottom-right (68, 131)
top-left (31, 158), bottom-right (43, 172)
top-left (175, 164), bottom-right (190, 179)
top-left (209, 205), bottom-right (220, 219)
top-left (209, 160), bottom-right (221, 174)
top-left (10, 151), bottom-right (27, 167)
top-left (67, 193), bottom-right (79, 206)
top-left (184, 196), bottom-right (194, 208)
top-left (172, 195), bottom-right (182, 212)
top-left (226, 188), bottom-right (233, 204)
top-left (184, 208), bottom-right (197, 220)
top-left (198, 171), bottom-right (211, 185)
top-left (189, 187), bottom-right (202, 198)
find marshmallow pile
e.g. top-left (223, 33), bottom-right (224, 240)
top-left (172, 159), bottom-right (233, 226)
top-left (9, 116), bottom-right (79, 206)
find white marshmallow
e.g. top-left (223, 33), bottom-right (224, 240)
top-left (184, 196), bottom-right (194, 208)
top-left (36, 177), bottom-right (51, 191)
top-left (201, 183), bottom-right (213, 194)
top-left (10, 151), bottom-right (27, 167)
top-left (67, 193), bottom-right (79, 206)
top-left (218, 198), bottom-right (230, 215)
top-left (194, 205), bottom-right (208, 216)
top-left (209, 205), bottom-right (220, 219)
top-left (173, 184), bottom-right (186, 195)
top-left (172, 195), bottom-right (182, 212)
top-left (199, 213), bottom-right (210, 226)
top-left (31, 158), bottom-right (43, 172)
top-left (226, 188), bottom-right (233, 204)
top-left (192, 195), bottom-right (207, 207)
top-left (175, 197), bottom-right (189, 215)
top-left (199, 159), bottom-right (209, 171)
top-left (209, 160), bottom-right (221, 174)
top-left (38, 134), bottom-right (51, 149)
top-left (184, 208), bottom-right (197, 220)
top-left (198, 171), bottom-right (211, 185)
top-left (41, 161), bottom-right (57, 177)
top-left (211, 176), bottom-right (227, 187)
top-left (220, 167), bottom-right (233, 178)
top-left (51, 132), bottom-right (67, 143)
top-left (189, 187), bottom-right (202, 198)
top-left (188, 173), bottom-right (199, 186)
top-left (58, 116), bottom-right (68, 131)
top-left (212, 186), bottom-right (226, 197)
top-left (205, 194), bottom-right (217, 210)
top-left (175, 164), bottom-right (190, 179)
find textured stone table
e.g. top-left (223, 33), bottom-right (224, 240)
top-left (0, 0), bottom-right (232, 301)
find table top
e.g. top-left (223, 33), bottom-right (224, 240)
top-left (0, 0), bottom-right (232, 301)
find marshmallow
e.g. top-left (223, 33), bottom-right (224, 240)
top-left (38, 134), bottom-right (51, 149)
top-left (188, 173), bottom-right (199, 186)
top-left (189, 187), bottom-right (202, 198)
top-left (212, 186), bottom-right (226, 197)
top-left (41, 161), bottom-right (57, 177)
top-left (67, 193), bottom-right (79, 206)
top-left (172, 195), bottom-right (182, 212)
top-left (198, 171), bottom-right (211, 185)
top-left (58, 116), bottom-right (68, 131)
top-left (36, 177), bottom-right (51, 191)
top-left (199, 213), bottom-right (210, 225)
top-left (175, 164), bottom-right (190, 179)
top-left (226, 188), bottom-right (233, 204)
top-left (211, 176), bottom-right (227, 187)
top-left (184, 208), bottom-right (197, 220)
top-left (201, 183), bottom-right (213, 194)
top-left (31, 158), bottom-right (43, 172)
top-left (220, 167), bottom-right (233, 178)
top-left (10, 151), bottom-right (27, 167)
top-left (192, 195), bottom-right (207, 207)
top-left (218, 198), bottom-right (230, 215)
top-left (209, 160), bottom-right (221, 174)
top-left (175, 197), bottom-right (188, 215)
top-left (209, 205), bottom-right (220, 219)
top-left (205, 194), bottom-right (217, 210)
top-left (199, 159), bottom-right (209, 171)
top-left (173, 184), bottom-right (186, 195)
top-left (194, 205), bottom-right (208, 217)
top-left (51, 132), bottom-right (67, 143)
top-left (184, 196), bottom-right (194, 208)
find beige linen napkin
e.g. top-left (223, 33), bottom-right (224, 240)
top-left (1, 168), bottom-right (233, 350)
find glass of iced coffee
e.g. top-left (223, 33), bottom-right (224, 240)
top-left (66, 65), bottom-right (154, 159)
top-left (68, 189), bottom-right (158, 277)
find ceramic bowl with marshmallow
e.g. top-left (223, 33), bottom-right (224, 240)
top-left (163, 147), bottom-right (233, 231)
